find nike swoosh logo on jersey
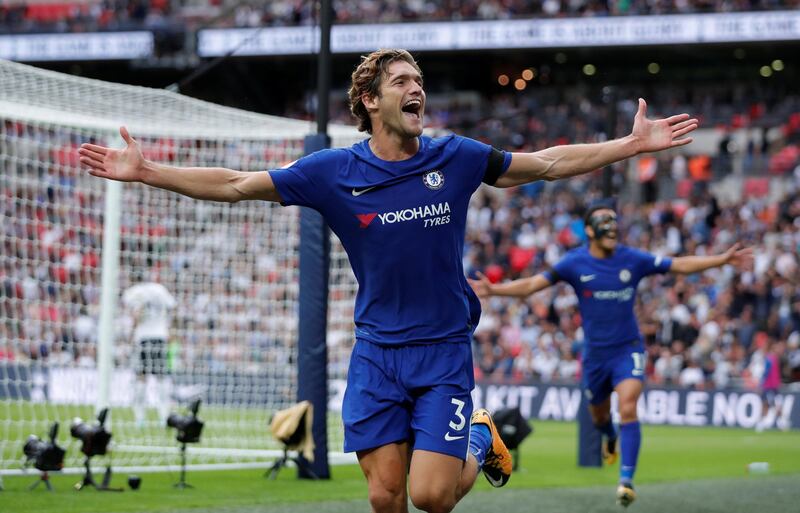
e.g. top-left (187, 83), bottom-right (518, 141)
top-left (580, 274), bottom-right (596, 282)
top-left (351, 186), bottom-right (378, 196)
top-left (444, 432), bottom-right (465, 441)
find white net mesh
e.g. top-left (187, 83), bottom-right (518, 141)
top-left (0, 59), bottom-right (362, 473)
top-left (0, 59), bottom-right (359, 141)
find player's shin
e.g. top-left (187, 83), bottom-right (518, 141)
top-left (597, 419), bottom-right (618, 441)
top-left (156, 376), bottom-right (173, 425)
top-left (597, 419), bottom-right (619, 465)
top-left (619, 421), bottom-right (641, 484)
top-left (467, 423), bottom-right (492, 471)
top-left (133, 378), bottom-right (147, 427)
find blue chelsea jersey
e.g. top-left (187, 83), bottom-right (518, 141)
top-left (269, 135), bottom-right (511, 345)
top-left (546, 245), bottom-right (672, 351)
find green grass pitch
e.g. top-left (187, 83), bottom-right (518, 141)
top-left (1, 420), bottom-right (798, 513)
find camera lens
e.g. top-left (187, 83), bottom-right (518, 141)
top-left (128, 475), bottom-right (142, 490)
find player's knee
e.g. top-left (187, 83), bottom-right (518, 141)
top-left (368, 479), bottom-right (406, 512)
top-left (591, 410), bottom-right (611, 426)
top-left (409, 487), bottom-right (456, 513)
top-left (618, 400), bottom-right (638, 422)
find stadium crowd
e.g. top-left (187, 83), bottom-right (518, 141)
top-left (320, 80), bottom-right (800, 162)
top-left (1, 0), bottom-right (799, 33)
top-left (218, 0), bottom-right (800, 27)
top-left (0, 120), bottom-right (304, 382)
top-left (465, 179), bottom-right (800, 390)
top-left (2, 88), bottom-right (800, 393)
top-left (0, 1), bottom-right (176, 34)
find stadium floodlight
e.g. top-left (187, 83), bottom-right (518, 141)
top-left (166, 398), bottom-right (204, 489)
top-left (22, 422), bottom-right (66, 491)
top-left (71, 408), bottom-right (121, 491)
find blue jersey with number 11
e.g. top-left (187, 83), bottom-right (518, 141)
top-left (269, 135), bottom-right (511, 346)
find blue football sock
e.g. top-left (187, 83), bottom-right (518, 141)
top-left (468, 424), bottom-right (492, 470)
top-left (596, 420), bottom-right (617, 441)
top-left (619, 421), bottom-right (641, 485)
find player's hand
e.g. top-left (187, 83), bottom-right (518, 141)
top-left (721, 243), bottom-right (753, 268)
top-left (467, 271), bottom-right (494, 298)
top-left (630, 98), bottom-right (698, 153)
top-left (78, 126), bottom-right (146, 182)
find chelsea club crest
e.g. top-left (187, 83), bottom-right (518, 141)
top-left (619, 269), bottom-right (631, 283)
top-left (422, 170), bottom-right (444, 190)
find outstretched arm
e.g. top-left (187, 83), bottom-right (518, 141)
top-left (495, 99), bottom-right (698, 187)
top-left (78, 127), bottom-right (281, 203)
top-left (468, 271), bottom-right (554, 299)
top-left (670, 244), bottom-right (752, 274)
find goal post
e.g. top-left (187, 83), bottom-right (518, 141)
top-left (97, 177), bottom-right (122, 421)
top-left (297, 133), bottom-right (332, 479)
top-left (0, 59), bottom-right (362, 475)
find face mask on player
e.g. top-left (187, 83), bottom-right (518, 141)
top-left (589, 213), bottom-right (618, 240)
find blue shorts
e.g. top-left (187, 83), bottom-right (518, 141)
top-left (342, 339), bottom-right (474, 460)
top-left (582, 341), bottom-right (645, 406)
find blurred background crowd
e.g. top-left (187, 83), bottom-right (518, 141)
top-left (2, 0), bottom-right (800, 34)
top-left (1, 0), bottom-right (799, 394)
top-left (2, 88), bottom-right (799, 391)
top-left (1, 120), bottom-right (303, 379)
top-left (464, 177), bottom-right (800, 390)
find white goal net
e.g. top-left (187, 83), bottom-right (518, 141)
top-left (0, 59), bottom-right (362, 475)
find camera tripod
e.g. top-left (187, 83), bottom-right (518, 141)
top-left (74, 456), bottom-right (123, 492)
top-left (173, 442), bottom-right (193, 489)
top-left (265, 448), bottom-right (319, 480)
top-left (28, 471), bottom-right (54, 492)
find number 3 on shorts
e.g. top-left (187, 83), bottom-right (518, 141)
top-left (631, 352), bottom-right (645, 376)
top-left (449, 398), bottom-right (466, 431)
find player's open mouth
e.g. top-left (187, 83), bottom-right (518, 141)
top-left (402, 99), bottom-right (422, 120)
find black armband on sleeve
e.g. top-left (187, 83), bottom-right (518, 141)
top-left (544, 269), bottom-right (559, 283)
top-left (482, 147), bottom-right (506, 185)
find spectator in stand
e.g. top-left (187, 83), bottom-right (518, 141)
top-left (4, 0), bottom-right (800, 33)
top-left (756, 338), bottom-right (789, 432)
top-left (678, 357), bottom-right (705, 389)
top-left (788, 332), bottom-right (800, 382)
top-left (1, 93), bottom-right (799, 422)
